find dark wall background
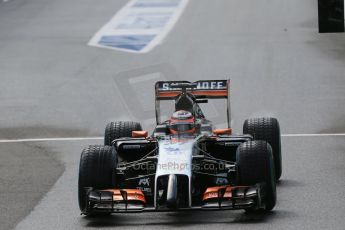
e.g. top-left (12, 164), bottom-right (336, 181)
top-left (318, 0), bottom-right (344, 32)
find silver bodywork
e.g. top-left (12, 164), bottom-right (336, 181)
top-left (154, 137), bottom-right (196, 207)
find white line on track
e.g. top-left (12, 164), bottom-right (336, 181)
top-left (0, 137), bottom-right (103, 143)
top-left (281, 133), bottom-right (345, 137)
top-left (0, 134), bottom-right (344, 143)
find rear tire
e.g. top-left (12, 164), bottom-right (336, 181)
top-left (236, 141), bottom-right (276, 211)
top-left (104, 121), bottom-right (142, 146)
top-left (78, 145), bottom-right (117, 212)
top-left (243, 117), bottom-right (282, 180)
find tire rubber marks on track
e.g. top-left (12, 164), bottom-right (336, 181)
top-left (88, 0), bottom-right (189, 53)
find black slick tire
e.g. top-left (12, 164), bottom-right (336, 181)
top-left (78, 145), bottom-right (116, 213)
top-left (104, 121), bottom-right (142, 146)
top-left (243, 117), bottom-right (282, 180)
top-left (236, 141), bottom-right (276, 211)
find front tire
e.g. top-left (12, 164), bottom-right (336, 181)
top-left (236, 141), bottom-right (276, 211)
top-left (78, 145), bottom-right (117, 212)
top-left (243, 117), bottom-right (282, 180)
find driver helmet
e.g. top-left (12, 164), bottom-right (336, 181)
top-left (169, 110), bottom-right (196, 134)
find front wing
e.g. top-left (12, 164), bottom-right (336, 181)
top-left (82, 184), bottom-right (264, 214)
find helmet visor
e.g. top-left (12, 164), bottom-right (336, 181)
top-left (170, 122), bottom-right (195, 133)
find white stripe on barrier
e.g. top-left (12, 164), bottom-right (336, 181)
top-left (88, 0), bottom-right (189, 53)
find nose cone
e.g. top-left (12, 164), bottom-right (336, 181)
top-left (166, 174), bottom-right (178, 209)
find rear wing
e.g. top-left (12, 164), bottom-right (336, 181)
top-left (155, 80), bottom-right (229, 100)
top-left (154, 80), bottom-right (231, 128)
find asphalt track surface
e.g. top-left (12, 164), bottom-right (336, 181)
top-left (0, 0), bottom-right (344, 229)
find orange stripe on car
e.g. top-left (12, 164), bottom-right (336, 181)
top-left (213, 128), bottom-right (232, 135)
top-left (202, 186), bottom-right (250, 201)
top-left (101, 189), bottom-right (147, 203)
top-left (132, 131), bottom-right (148, 138)
top-left (157, 90), bottom-right (228, 98)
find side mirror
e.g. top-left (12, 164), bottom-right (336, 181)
top-left (132, 131), bottom-right (148, 138)
top-left (213, 128), bottom-right (232, 135)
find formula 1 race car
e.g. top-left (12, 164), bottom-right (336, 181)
top-left (78, 80), bottom-right (282, 215)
